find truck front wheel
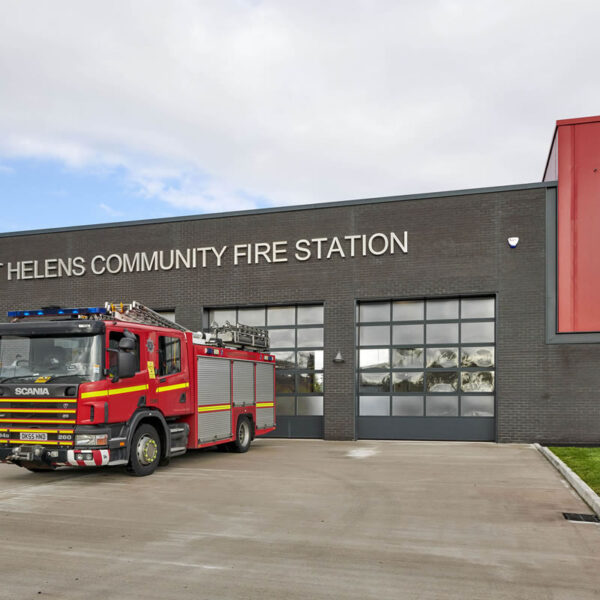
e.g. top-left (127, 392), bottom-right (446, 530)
top-left (128, 424), bottom-right (161, 476)
top-left (231, 417), bottom-right (252, 453)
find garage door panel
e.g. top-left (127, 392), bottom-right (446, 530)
top-left (357, 297), bottom-right (495, 441)
top-left (357, 416), bottom-right (495, 441)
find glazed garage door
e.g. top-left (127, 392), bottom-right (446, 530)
top-left (207, 304), bottom-right (324, 438)
top-left (356, 297), bottom-right (495, 441)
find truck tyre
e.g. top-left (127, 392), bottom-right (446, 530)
top-left (231, 417), bottom-right (252, 453)
top-left (128, 424), bottom-right (161, 476)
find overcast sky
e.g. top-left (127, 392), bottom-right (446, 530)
top-left (0, 0), bottom-right (598, 232)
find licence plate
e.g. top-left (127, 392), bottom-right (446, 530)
top-left (19, 432), bottom-right (48, 441)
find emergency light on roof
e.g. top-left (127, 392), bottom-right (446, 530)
top-left (7, 306), bottom-right (108, 318)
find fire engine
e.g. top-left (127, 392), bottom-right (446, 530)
top-left (0, 301), bottom-right (276, 475)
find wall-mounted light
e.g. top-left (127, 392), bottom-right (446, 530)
top-left (333, 351), bottom-right (344, 363)
top-left (507, 237), bottom-right (519, 248)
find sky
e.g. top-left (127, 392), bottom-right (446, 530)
top-left (1, 0), bottom-right (599, 233)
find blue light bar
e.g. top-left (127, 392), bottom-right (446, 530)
top-left (7, 306), bottom-right (108, 318)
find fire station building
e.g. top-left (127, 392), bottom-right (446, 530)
top-left (1, 116), bottom-right (600, 444)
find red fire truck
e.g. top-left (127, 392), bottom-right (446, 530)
top-left (0, 302), bottom-right (276, 475)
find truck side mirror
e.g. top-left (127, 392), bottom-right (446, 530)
top-left (119, 337), bottom-right (135, 351)
top-left (118, 351), bottom-right (137, 379)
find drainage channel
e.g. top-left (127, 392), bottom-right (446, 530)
top-left (563, 512), bottom-right (600, 523)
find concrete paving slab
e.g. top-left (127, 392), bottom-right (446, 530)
top-left (0, 440), bottom-right (598, 599)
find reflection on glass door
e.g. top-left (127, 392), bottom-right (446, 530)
top-left (208, 304), bottom-right (324, 418)
top-left (357, 297), bottom-right (495, 419)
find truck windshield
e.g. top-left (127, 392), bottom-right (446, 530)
top-left (0, 334), bottom-right (103, 383)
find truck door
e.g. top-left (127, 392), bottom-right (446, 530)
top-left (154, 332), bottom-right (189, 415)
top-left (105, 328), bottom-right (148, 423)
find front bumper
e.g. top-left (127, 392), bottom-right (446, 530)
top-left (0, 444), bottom-right (123, 467)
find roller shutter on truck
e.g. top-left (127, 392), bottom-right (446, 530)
top-left (256, 362), bottom-right (275, 429)
top-left (196, 356), bottom-right (232, 443)
top-left (232, 360), bottom-right (254, 407)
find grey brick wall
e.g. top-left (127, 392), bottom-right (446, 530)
top-left (1, 184), bottom-right (599, 443)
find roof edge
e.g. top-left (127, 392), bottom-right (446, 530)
top-left (556, 115), bottom-right (600, 127)
top-left (0, 180), bottom-right (557, 239)
top-left (543, 127), bottom-right (558, 181)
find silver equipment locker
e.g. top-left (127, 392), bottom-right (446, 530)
top-left (233, 360), bottom-right (255, 407)
top-left (197, 356), bottom-right (232, 443)
top-left (255, 362), bottom-right (275, 429)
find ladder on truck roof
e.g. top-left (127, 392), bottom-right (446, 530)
top-left (106, 301), bottom-right (189, 333)
top-left (108, 301), bottom-right (270, 352)
top-left (208, 321), bottom-right (270, 352)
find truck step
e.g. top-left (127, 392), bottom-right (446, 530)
top-left (168, 423), bottom-right (190, 457)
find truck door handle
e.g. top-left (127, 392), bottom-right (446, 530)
top-left (159, 378), bottom-right (167, 383)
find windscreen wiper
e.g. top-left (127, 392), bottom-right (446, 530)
top-left (46, 374), bottom-right (86, 383)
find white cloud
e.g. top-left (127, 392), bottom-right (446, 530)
top-left (0, 0), bottom-right (599, 213)
top-left (130, 170), bottom-right (259, 213)
top-left (99, 203), bottom-right (124, 218)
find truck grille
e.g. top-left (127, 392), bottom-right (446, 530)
top-left (0, 397), bottom-right (76, 447)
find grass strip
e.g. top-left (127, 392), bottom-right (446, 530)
top-left (548, 446), bottom-right (600, 495)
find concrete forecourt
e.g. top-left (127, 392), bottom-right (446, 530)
top-left (0, 440), bottom-right (599, 599)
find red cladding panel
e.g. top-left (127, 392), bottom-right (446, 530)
top-left (556, 116), bottom-right (600, 332)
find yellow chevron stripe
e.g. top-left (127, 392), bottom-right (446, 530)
top-left (0, 418), bottom-right (76, 424)
top-left (81, 384), bottom-right (149, 399)
top-left (0, 408), bottom-right (76, 414)
top-left (156, 382), bottom-right (190, 393)
top-left (4, 429), bottom-right (74, 434)
top-left (109, 384), bottom-right (149, 396)
top-left (7, 439), bottom-right (72, 446)
top-left (256, 402), bottom-right (274, 408)
top-left (80, 390), bottom-right (108, 399)
top-left (0, 398), bottom-right (77, 403)
top-left (198, 404), bottom-right (230, 413)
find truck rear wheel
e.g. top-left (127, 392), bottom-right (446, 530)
top-left (128, 424), bottom-right (161, 476)
top-left (231, 417), bottom-right (252, 453)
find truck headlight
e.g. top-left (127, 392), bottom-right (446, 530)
top-left (75, 434), bottom-right (108, 446)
